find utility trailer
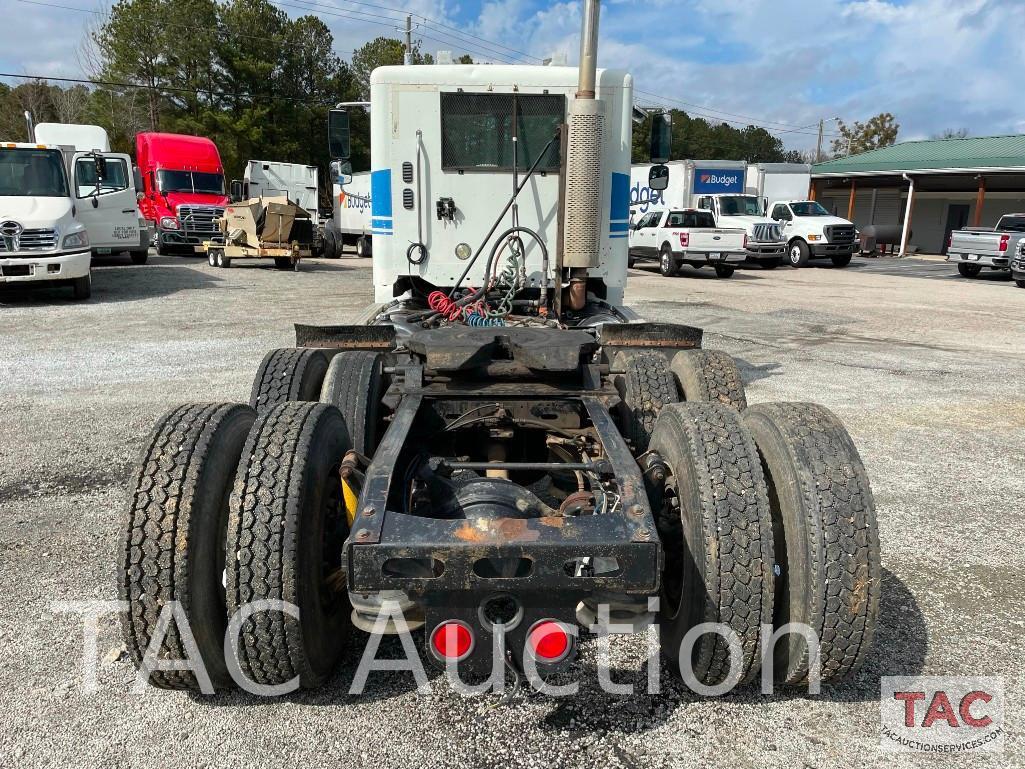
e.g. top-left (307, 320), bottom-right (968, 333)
top-left (201, 196), bottom-right (314, 270)
top-left (118, 0), bottom-right (880, 696)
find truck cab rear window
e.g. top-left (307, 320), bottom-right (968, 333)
top-left (440, 92), bottom-right (563, 172)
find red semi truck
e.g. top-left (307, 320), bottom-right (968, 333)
top-left (135, 132), bottom-right (228, 255)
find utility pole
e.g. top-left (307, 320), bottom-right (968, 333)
top-left (815, 119), bottom-right (824, 164)
top-left (404, 15), bottom-right (412, 65)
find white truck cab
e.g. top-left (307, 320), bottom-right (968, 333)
top-left (0, 142), bottom-right (93, 299)
top-left (767, 199), bottom-right (857, 268)
top-left (34, 124), bottom-right (148, 265)
top-left (693, 193), bottom-right (786, 266)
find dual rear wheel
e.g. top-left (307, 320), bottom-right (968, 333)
top-left (119, 350), bottom-right (388, 691)
top-left (614, 349), bottom-right (879, 687)
top-left (650, 400), bottom-right (880, 687)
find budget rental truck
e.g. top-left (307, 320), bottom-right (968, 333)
top-left (136, 132), bottom-right (228, 255)
top-left (322, 170), bottom-right (373, 259)
top-left (118, 0), bottom-right (880, 697)
top-left (631, 160), bottom-right (786, 266)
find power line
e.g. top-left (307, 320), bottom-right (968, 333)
top-left (0, 71), bottom-right (334, 106)
top-left (13, 0), bottom-right (846, 140)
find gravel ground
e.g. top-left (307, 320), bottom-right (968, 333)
top-left (0, 253), bottom-right (1021, 767)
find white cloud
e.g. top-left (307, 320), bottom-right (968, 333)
top-left (3, 0), bottom-right (1023, 151)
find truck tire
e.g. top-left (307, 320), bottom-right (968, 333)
top-left (130, 249), bottom-right (149, 265)
top-left (321, 227), bottom-right (338, 260)
top-left (670, 349), bottom-right (747, 411)
top-left (249, 348), bottom-right (329, 412)
top-left (659, 245), bottom-right (677, 277)
top-left (761, 258), bottom-right (782, 270)
top-left (216, 250), bottom-right (231, 269)
top-left (613, 351), bottom-right (680, 453)
top-left (628, 253), bottom-right (637, 269)
top-left (957, 263), bottom-right (981, 278)
top-left (1016, 279), bottom-right (1025, 289)
top-left (319, 351), bottom-right (384, 456)
top-left (788, 240), bottom-right (810, 268)
top-left (226, 402), bottom-right (352, 689)
top-left (119, 403), bottom-right (256, 690)
top-left (274, 257), bottom-right (292, 270)
top-left (714, 265), bottom-right (735, 278)
top-left (356, 235), bottom-right (371, 258)
top-left (207, 249), bottom-right (217, 267)
top-left (650, 402), bottom-right (774, 686)
top-left (831, 254), bottom-right (852, 267)
top-left (72, 274), bottom-right (91, 300)
top-left (743, 403), bottom-right (880, 686)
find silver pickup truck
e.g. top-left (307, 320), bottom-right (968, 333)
top-left (947, 214), bottom-right (1025, 277)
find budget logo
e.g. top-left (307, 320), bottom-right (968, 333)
top-left (880, 676), bottom-right (1004, 753)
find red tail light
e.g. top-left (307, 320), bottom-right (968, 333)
top-left (999, 235), bottom-right (1010, 252)
top-left (948, 234), bottom-right (953, 249)
top-left (678, 232), bottom-right (689, 248)
top-left (743, 233), bottom-right (748, 249)
top-left (430, 621), bottom-right (474, 662)
top-left (527, 620), bottom-right (572, 663)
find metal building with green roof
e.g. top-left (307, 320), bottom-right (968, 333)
top-left (811, 134), bottom-right (1025, 255)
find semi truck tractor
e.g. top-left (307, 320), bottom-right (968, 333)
top-left (118, 0), bottom-right (880, 696)
top-left (631, 161), bottom-right (786, 267)
top-left (135, 132), bottom-right (228, 255)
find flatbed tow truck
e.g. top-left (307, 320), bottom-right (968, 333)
top-left (118, 0), bottom-right (880, 695)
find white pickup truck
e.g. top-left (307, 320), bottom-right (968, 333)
top-left (947, 214), bottom-right (1025, 278)
top-left (768, 199), bottom-right (857, 268)
top-left (629, 208), bottom-right (747, 278)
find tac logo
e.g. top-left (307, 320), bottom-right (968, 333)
top-left (880, 676), bottom-right (1004, 753)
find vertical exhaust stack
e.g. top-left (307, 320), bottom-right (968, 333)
top-left (562, 0), bottom-right (604, 278)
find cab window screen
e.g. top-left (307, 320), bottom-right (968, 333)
top-left (441, 92), bottom-right (563, 172)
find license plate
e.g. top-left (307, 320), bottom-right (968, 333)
top-left (96, 248), bottom-right (111, 255)
top-left (708, 252), bottom-right (721, 259)
top-left (968, 253), bottom-right (980, 261)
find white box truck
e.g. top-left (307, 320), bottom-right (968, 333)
top-left (630, 160), bottom-right (785, 266)
top-left (746, 163), bottom-right (811, 205)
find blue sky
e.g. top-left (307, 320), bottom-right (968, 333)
top-left (4, 0), bottom-right (1024, 151)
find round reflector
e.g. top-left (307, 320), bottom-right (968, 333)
top-left (430, 621), bottom-right (474, 661)
top-left (528, 620), bottom-right (571, 662)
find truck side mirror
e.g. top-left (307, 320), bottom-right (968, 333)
top-left (649, 112), bottom-right (672, 164)
top-left (328, 109), bottom-right (351, 160)
top-left (230, 180), bottom-right (243, 202)
top-left (94, 155), bottom-right (107, 182)
top-left (329, 160), bottom-right (352, 186)
top-left (133, 165), bottom-right (144, 195)
top-left (648, 164), bottom-right (669, 192)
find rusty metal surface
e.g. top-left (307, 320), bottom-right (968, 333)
top-left (294, 323), bottom-right (396, 350)
top-left (599, 322), bottom-right (703, 349)
top-left (406, 326), bottom-right (598, 372)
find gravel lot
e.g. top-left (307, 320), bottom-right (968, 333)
top-left (1, 253), bottom-right (1022, 767)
